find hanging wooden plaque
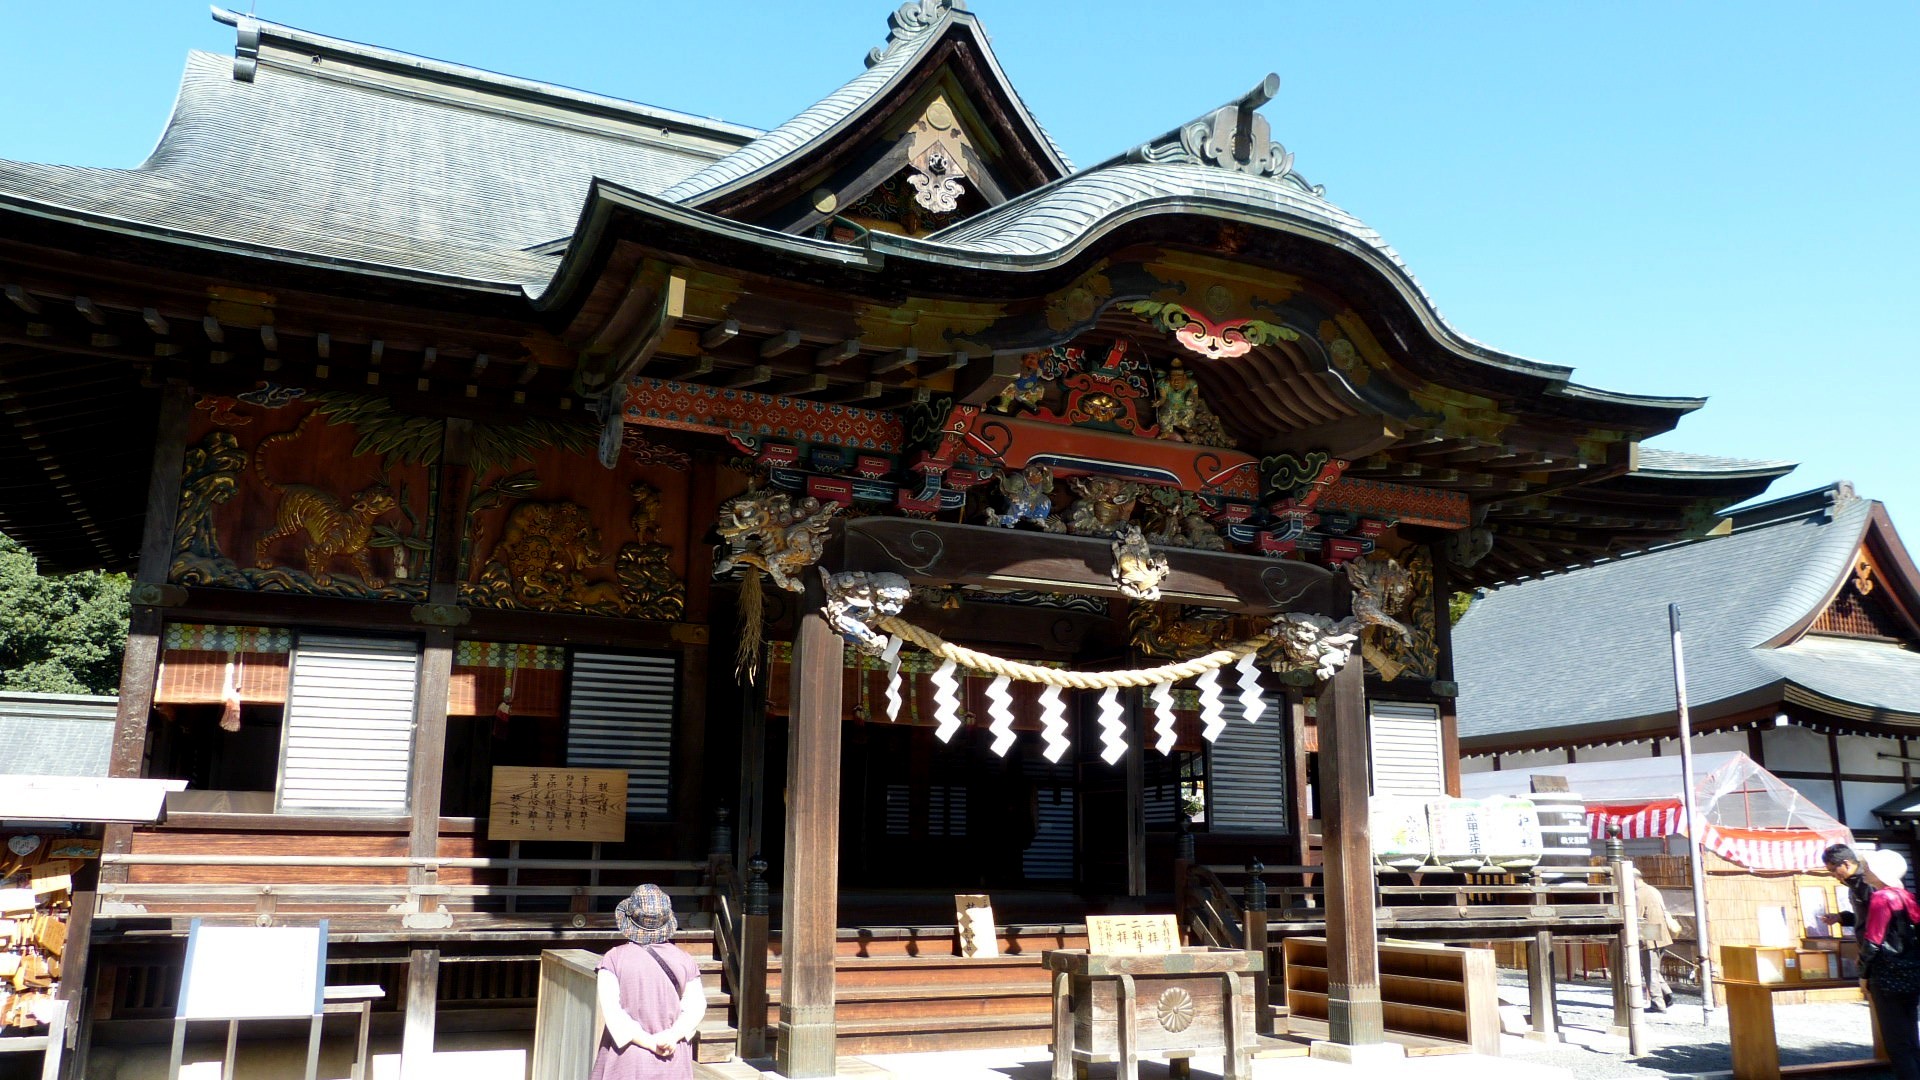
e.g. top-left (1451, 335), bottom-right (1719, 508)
top-left (487, 766), bottom-right (627, 842)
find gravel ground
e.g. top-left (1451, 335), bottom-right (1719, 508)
top-left (1495, 974), bottom-right (1897, 1079)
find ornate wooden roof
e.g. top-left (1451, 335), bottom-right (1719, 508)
top-left (0, 2), bottom-right (1788, 580)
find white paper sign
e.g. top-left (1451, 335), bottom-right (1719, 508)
top-left (178, 922), bottom-right (327, 1020)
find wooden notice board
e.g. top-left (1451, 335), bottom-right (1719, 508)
top-left (487, 767), bottom-right (627, 842)
top-left (1085, 913), bottom-right (1180, 955)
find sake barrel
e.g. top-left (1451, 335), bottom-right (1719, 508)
top-left (1530, 791), bottom-right (1594, 879)
top-left (1370, 794), bottom-right (1434, 871)
top-left (1480, 795), bottom-right (1544, 873)
top-left (1426, 797), bottom-right (1491, 871)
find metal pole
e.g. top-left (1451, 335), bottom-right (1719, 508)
top-left (1670, 603), bottom-right (1715, 1021)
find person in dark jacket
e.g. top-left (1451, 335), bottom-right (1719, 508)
top-left (1860, 850), bottom-right (1920, 1080)
top-left (1823, 843), bottom-right (1876, 933)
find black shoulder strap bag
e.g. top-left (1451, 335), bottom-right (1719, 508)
top-left (645, 944), bottom-right (685, 997)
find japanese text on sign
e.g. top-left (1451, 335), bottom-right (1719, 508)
top-left (486, 766), bottom-right (627, 842)
top-left (1086, 913), bottom-right (1181, 955)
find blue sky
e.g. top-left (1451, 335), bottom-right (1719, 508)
top-left (4, 2), bottom-right (1916, 532)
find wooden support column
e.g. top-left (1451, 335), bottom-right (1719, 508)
top-left (104, 383), bottom-right (193, 825)
top-left (1286, 694), bottom-right (1311, 867)
top-left (1315, 659), bottom-right (1384, 1047)
top-left (737, 669), bottom-right (769, 872)
top-left (398, 419), bottom-right (468, 1077)
top-left (775, 573), bottom-right (843, 1077)
top-left (401, 948), bottom-right (440, 1079)
top-left (84, 381), bottom-right (191, 1079)
top-left (1125, 689), bottom-right (1147, 898)
top-left (1527, 930), bottom-right (1561, 1041)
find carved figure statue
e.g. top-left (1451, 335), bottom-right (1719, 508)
top-left (1151, 359), bottom-right (1236, 447)
top-left (1152, 360), bottom-right (1202, 441)
top-left (984, 463), bottom-right (1063, 531)
top-left (1266, 613), bottom-right (1363, 682)
top-left (1068, 475), bottom-right (1143, 536)
top-left (989, 353), bottom-right (1048, 414)
top-left (612, 483), bottom-right (687, 620)
top-left (485, 501), bottom-right (604, 607)
top-left (1345, 556), bottom-right (1415, 640)
top-left (251, 413), bottom-right (398, 588)
top-left (713, 490), bottom-right (842, 592)
top-left (1110, 524), bottom-right (1170, 602)
top-left (821, 569), bottom-right (913, 656)
top-left (1144, 489), bottom-right (1225, 551)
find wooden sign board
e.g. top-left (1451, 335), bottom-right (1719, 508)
top-left (178, 921), bottom-right (327, 1020)
top-left (1086, 913), bottom-right (1181, 956)
top-left (487, 767), bottom-right (627, 842)
top-left (955, 893), bottom-right (999, 959)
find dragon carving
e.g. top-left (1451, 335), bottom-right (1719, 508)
top-left (821, 570), bottom-right (912, 657)
top-left (713, 490), bottom-right (842, 592)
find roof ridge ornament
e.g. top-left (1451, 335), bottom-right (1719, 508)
top-left (867, 0), bottom-right (964, 68)
top-left (1129, 73), bottom-right (1322, 193)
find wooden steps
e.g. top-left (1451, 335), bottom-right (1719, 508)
top-left (711, 926), bottom-right (1088, 1055)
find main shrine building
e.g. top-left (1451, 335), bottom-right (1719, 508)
top-left (0, 2), bottom-right (1786, 1074)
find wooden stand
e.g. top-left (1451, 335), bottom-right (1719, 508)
top-left (1044, 946), bottom-right (1260, 1080)
top-left (1281, 937), bottom-right (1500, 1056)
top-left (1722, 977), bottom-right (1885, 1080)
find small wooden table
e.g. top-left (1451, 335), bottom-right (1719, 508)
top-left (1044, 947), bottom-right (1260, 1080)
top-left (1720, 978), bottom-right (1885, 1080)
top-left (322, 984), bottom-right (385, 1080)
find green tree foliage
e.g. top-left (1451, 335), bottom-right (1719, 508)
top-left (1448, 591), bottom-right (1475, 626)
top-left (0, 533), bottom-right (129, 694)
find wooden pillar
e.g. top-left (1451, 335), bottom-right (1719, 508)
top-left (82, 381), bottom-right (190, 1080)
top-left (1124, 689), bottom-right (1147, 897)
top-left (1527, 930), bottom-right (1560, 1041)
top-left (401, 948), bottom-right (440, 1079)
top-left (398, 419), bottom-right (468, 1076)
top-left (737, 670), bottom-right (769, 872)
top-left (1286, 694), bottom-right (1311, 867)
top-left (775, 573), bottom-right (843, 1077)
top-left (103, 383), bottom-right (192, 823)
top-left (1316, 659), bottom-right (1383, 1046)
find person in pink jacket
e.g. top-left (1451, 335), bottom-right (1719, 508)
top-left (1861, 849), bottom-right (1920, 1080)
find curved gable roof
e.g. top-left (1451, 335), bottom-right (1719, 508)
top-left (659, 3), bottom-right (1071, 211)
top-left (1456, 483), bottom-right (1882, 747)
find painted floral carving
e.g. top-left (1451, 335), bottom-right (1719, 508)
top-left (1119, 300), bottom-right (1299, 360)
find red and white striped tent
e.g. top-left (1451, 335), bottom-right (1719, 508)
top-left (1462, 751), bottom-right (1851, 872)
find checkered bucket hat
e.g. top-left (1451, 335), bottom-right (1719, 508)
top-left (615, 883), bottom-right (678, 945)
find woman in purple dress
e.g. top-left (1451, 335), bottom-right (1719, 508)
top-left (591, 883), bottom-right (705, 1080)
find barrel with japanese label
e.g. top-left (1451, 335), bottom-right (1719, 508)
top-left (1530, 791), bottom-right (1593, 879)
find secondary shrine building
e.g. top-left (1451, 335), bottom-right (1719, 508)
top-left (0, 2), bottom-right (1783, 1073)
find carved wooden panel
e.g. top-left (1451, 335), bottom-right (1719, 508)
top-left (170, 390), bottom-right (437, 600)
top-left (461, 423), bottom-right (690, 621)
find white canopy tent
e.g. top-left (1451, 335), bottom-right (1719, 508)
top-left (1462, 751), bottom-right (1851, 871)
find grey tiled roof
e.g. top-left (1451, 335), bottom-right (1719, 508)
top-left (1454, 484), bottom-right (1920, 741)
top-left (659, 8), bottom-right (1070, 207)
top-left (0, 692), bottom-right (116, 777)
top-left (1633, 448), bottom-right (1800, 477)
top-left (0, 37), bottom-right (752, 288)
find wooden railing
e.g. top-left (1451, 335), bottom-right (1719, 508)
top-left (531, 949), bottom-right (600, 1080)
top-left (707, 853), bottom-right (769, 1059)
top-left (94, 853), bottom-right (711, 927)
top-left (1178, 859), bottom-right (1622, 935)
